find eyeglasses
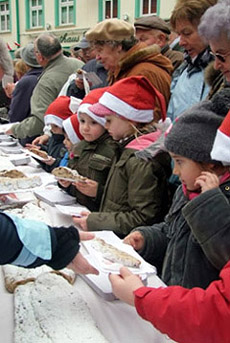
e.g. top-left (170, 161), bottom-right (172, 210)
top-left (210, 51), bottom-right (230, 63)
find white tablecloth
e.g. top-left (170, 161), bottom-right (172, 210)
top-left (0, 146), bottom-right (176, 343)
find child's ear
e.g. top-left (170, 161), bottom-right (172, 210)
top-left (211, 163), bottom-right (228, 176)
top-left (208, 163), bottom-right (215, 170)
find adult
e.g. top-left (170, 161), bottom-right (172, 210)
top-left (198, 0), bottom-right (230, 97)
top-left (74, 36), bottom-right (96, 64)
top-left (6, 33), bottom-right (84, 143)
top-left (134, 15), bottom-right (184, 71)
top-left (7, 43), bottom-right (43, 130)
top-left (0, 211), bottom-right (97, 275)
top-left (85, 18), bottom-right (173, 122)
top-left (64, 37), bottom-right (108, 99)
top-left (167, 0), bottom-right (217, 121)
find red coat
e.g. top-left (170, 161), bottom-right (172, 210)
top-left (134, 261), bottom-right (230, 343)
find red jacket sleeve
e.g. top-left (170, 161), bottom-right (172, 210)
top-left (134, 261), bottom-right (230, 343)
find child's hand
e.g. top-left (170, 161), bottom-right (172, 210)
top-left (25, 143), bottom-right (40, 150)
top-left (72, 211), bottom-right (90, 231)
top-left (73, 179), bottom-right (98, 197)
top-left (195, 171), bottom-right (220, 193)
top-left (109, 267), bottom-right (144, 306)
top-left (123, 231), bottom-right (145, 251)
top-left (43, 157), bottom-right (56, 166)
top-left (58, 179), bottom-right (71, 188)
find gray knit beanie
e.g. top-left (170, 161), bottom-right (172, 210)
top-left (210, 88), bottom-right (230, 117)
top-left (164, 102), bottom-right (223, 163)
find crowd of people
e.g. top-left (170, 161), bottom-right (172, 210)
top-left (0, 0), bottom-right (230, 342)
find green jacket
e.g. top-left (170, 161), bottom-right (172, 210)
top-left (87, 133), bottom-right (171, 237)
top-left (67, 132), bottom-right (118, 211)
top-left (11, 54), bottom-right (83, 139)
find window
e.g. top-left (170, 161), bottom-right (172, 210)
top-left (0, 1), bottom-right (10, 32)
top-left (98, 0), bottom-right (120, 21)
top-left (59, 0), bottom-right (74, 25)
top-left (105, 0), bottom-right (118, 19)
top-left (141, 0), bottom-right (157, 15)
top-left (29, 0), bottom-right (43, 28)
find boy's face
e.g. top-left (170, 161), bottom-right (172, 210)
top-left (170, 153), bottom-right (204, 191)
top-left (105, 115), bottom-right (133, 141)
top-left (50, 124), bottom-right (64, 135)
top-left (63, 134), bottom-right (73, 151)
top-left (79, 112), bottom-right (105, 142)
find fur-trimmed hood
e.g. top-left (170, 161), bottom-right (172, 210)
top-left (205, 61), bottom-right (222, 86)
top-left (115, 42), bottom-right (173, 78)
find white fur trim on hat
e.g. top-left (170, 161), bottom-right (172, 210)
top-left (78, 103), bottom-right (106, 126)
top-left (63, 117), bottom-right (81, 144)
top-left (69, 96), bottom-right (82, 114)
top-left (44, 114), bottom-right (63, 128)
top-left (211, 130), bottom-right (230, 165)
top-left (99, 92), bottom-right (153, 123)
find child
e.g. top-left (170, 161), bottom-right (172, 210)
top-left (27, 96), bottom-right (82, 172)
top-left (59, 87), bottom-right (118, 211)
top-left (73, 76), bottom-right (171, 238)
top-left (123, 101), bottom-right (230, 289)
top-left (109, 111), bottom-right (230, 343)
top-left (109, 262), bottom-right (230, 343)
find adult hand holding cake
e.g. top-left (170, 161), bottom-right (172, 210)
top-left (68, 231), bottom-right (99, 275)
top-left (0, 212), bottom-right (98, 275)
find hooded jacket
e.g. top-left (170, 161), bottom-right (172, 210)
top-left (87, 131), bottom-right (171, 238)
top-left (108, 42), bottom-right (173, 122)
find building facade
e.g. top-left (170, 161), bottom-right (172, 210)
top-left (0, 0), bottom-right (176, 54)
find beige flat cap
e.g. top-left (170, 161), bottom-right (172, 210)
top-left (86, 18), bottom-right (135, 42)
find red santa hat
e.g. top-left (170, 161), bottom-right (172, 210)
top-left (77, 87), bottom-right (108, 127)
top-left (62, 114), bottom-right (84, 144)
top-left (44, 96), bottom-right (81, 127)
top-left (211, 109), bottom-right (230, 165)
top-left (89, 76), bottom-right (166, 122)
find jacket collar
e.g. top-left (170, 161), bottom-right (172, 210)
top-left (184, 48), bottom-right (214, 77)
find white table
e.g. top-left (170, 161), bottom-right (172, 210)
top-left (0, 147), bottom-right (176, 343)
top-left (0, 265), bottom-right (175, 343)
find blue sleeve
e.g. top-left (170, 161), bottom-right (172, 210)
top-left (0, 212), bottom-right (80, 270)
